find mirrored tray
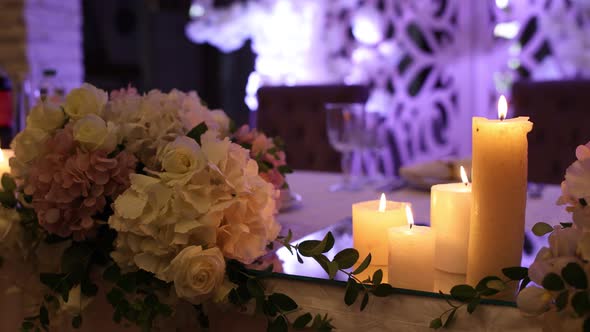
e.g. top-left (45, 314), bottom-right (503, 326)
top-left (269, 217), bottom-right (547, 305)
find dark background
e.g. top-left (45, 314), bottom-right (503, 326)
top-left (82, 0), bottom-right (254, 125)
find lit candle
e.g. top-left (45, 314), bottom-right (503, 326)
top-left (466, 95), bottom-right (533, 294)
top-left (352, 194), bottom-right (409, 267)
top-left (0, 149), bottom-right (13, 176)
top-left (388, 206), bottom-right (434, 292)
top-left (431, 166), bottom-right (472, 274)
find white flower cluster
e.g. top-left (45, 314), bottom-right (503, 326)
top-left (517, 141), bottom-right (590, 329)
top-left (108, 131), bottom-right (280, 304)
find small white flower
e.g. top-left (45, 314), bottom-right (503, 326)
top-left (72, 114), bottom-right (118, 152)
top-left (517, 286), bottom-right (552, 316)
top-left (26, 102), bottom-right (65, 132)
top-left (163, 246), bottom-right (225, 304)
top-left (64, 83), bottom-right (108, 119)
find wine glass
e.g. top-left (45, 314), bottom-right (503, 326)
top-left (325, 103), bottom-right (365, 191)
top-left (360, 111), bottom-right (388, 185)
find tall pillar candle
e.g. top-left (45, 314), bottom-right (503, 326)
top-left (431, 166), bottom-right (472, 274)
top-left (466, 96), bottom-right (533, 290)
top-left (353, 194), bottom-right (409, 267)
top-left (0, 149), bottom-right (13, 175)
top-left (388, 206), bottom-right (434, 292)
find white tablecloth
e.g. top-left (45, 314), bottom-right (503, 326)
top-left (279, 171), bottom-right (568, 238)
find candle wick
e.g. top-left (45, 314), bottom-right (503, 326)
top-left (500, 115), bottom-right (505, 121)
top-left (410, 223), bottom-right (413, 230)
top-left (464, 182), bottom-right (469, 187)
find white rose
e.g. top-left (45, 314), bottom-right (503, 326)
top-left (549, 226), bottom-right (582, 257)
top-left (64, 83), bottom-right (108, 119)
top-left (59, 285), bottom-right (94, 316)
top-left (163, 246), bottom-right (225, 303)
top-left (0, 206), bottom-right (21, 251)
top-left (11, 128), bottom-right (49, 163)
top-left (26, 102), bottom-right (65, 132)
top-left (158, 136), bottom-right (206, 185)
top-left (578, 232), bottom-right (590, 260)
top-left (73, 114), bottom-right (118, 152)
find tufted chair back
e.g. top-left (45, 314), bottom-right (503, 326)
top-left (512, 80), bottom-right (590, 184)
top-left (255, 85), bottom-right (370, 172)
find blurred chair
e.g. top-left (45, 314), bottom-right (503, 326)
top-left (255, 85), bottom-right (370, 172)
top-left (512, 80), bottom-right (590, 184)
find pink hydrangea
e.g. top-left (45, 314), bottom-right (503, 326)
top-left (23, 126), bottom-right (137, 240)
top-left (233, 125), bottom-right (287, 189)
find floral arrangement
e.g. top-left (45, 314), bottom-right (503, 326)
top-left (431, 141), bottom-right (590, 331)
top-left (0, 83), bottom-right (311, 331)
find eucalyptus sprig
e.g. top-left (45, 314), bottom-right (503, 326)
top-left (278, 230), bottom-right (396, 311)
top-left (225, 259), bottom-right (334, 332)
top-left (429, 266), bottom-right (529, 329)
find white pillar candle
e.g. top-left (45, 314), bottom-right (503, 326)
top-left (0, 149), bottom-right (13, 175)
top-left (388, 206), bottom-right (434, 292)
top-left (431, 166), bottom-right (472, 274)
top-left (353, 194), bottom-right (409, 267)
top-left (467, 96), bottom-right (533, 289)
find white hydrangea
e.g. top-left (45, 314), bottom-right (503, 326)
top-left (109, 134), bottom-right (280, 300)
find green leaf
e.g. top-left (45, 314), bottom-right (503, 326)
top-left (0, 190), bottom-right (17, 207)
top-left (39, 305), bottom-right (49, 327)
top-left (556, 291), bottom-right (569, 311)
top-left (352, 254), bottom-right (371, 275)
top-left (293, 313), bottom-right (312, 329)
top-left (39, 273), bottom-right (65, 291)
top-left (313, 255), bottom-right (331, 275)
top-left (296, 253), bottom-right (303, 264)
top-left (277, 165), bottom-right (293, 174)
top-left (267, 315), bottom-right (288, 332)
top-left (186, 123), bottom-right (208, 145)
top-left (572, 291), bottom-right (590, 316)
top-left (72, 316), bottom-right (82, 329)
top-left (443, 309), bottom-right (457, 328)
top-left (542, 273), bottom-right (565, 291)
top-left (519, 276), bottom-right (531, 292)
top-left (562, 262), bottom-right (588, 289)
top-left (532, 222), bottom-right (554, 236)
top-left (21, 321), bottom-right (34, 330)
top-left (372, 283), bottom-right (395, 297)
top-left (360, 292), bottom-right (369, 311)
top-left (327, 261), bottom-right (339, 280)
top-left (344, 279), bottom-right (360, 305)
top-left (61, 244), bottom-right (94, 283)
top-left (106, 288), bottom-right (125, 306)
top-left (263, 300), bottom-right (278, 317)
top-left (333, 248), bottom-right (359, 270)
top-left (475, 276), bottom-right (502, 296)
top-left (298, 232), bottom-right (335, 257)
top-left (502, 267), bottom-right (529, 281)
top-left (584, 317), bottom-right (590, 332)
top-left (450, 285), bottom-right (476, 302)
top-left (1, 174), bottom-right (16, 192)
top-left (247, 279), bottom-right (265, 298)
top-left (372, 269), bottom-right (383, 286)
top-left (103, 265), bottom-right (121, 282)
top-left (429, 318), bottom-right (442, 329)
top-left (268, 293), bottom-right (298, 312)
top-left (117, 273), bottom-right (137, 293)
top-left (467, 298), bottom-right (480, 314)
top-left (81, 279), bottom-right (98, 297)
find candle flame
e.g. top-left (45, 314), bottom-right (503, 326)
top-left (498, 95), bottom-right (507, 121)
top-left (460, 165), bottom-right (469, 185)
top-left (0, 150), bottom-right (5, 163)
top-left (378, 193), bottom-right (386, 212)
top-left (405, 205), bottom-right (414, 228)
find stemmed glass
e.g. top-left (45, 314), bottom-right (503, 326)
top-left (325, 103), bottom-right (365, 191)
